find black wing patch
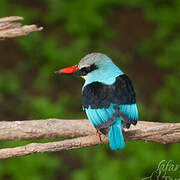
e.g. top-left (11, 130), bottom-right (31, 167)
top-left (82, 74), bottom-right (136, 109)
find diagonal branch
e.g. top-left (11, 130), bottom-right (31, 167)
top-left (0, 119), bottom-right (179, 159)
top-left (0, 135), bottom-right (109, 159)
top-left (0, 16), bottom-right (43, 39)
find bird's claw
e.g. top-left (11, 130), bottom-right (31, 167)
top-left (96, 130), bottom-right (102, 142)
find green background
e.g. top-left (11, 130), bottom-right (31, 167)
top-left (0, 0), bottom-right (179, 179)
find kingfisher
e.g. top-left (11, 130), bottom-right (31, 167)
top-left (56, 53), bottom-right (138, 150)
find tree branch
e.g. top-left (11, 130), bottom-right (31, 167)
top-left (0, 119), bottom-right (179, 159)
top-left (0, 16), bottom-right (43, 39)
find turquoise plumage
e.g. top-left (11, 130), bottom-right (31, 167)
top-left (85, 104), bottom-right (138, 149)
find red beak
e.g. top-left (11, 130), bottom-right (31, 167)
top-left (55, 65), bottom-right (79, 74)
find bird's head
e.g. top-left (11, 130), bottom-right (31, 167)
top-left (55, 53), bottom-right (118, 80)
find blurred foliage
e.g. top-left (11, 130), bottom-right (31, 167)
top-left (0, 0), bottom-right (179, 179)
top-left (0, 154), bottom-right (60, 180)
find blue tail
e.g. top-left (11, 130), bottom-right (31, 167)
top-left (108, 117), bottom-right (125, 150)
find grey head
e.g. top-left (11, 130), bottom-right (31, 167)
top-left (76, 52), bottom-right (123, 85)
top-left (78, 53), bottom-right (111, 69)
top-left (76, 53), bottom-right (114, 77)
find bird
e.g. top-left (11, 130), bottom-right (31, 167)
top-left (56, 53), bottom-right (138, 150)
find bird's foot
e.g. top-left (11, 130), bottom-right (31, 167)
top-left (96, 130), bottom-right (102, 142)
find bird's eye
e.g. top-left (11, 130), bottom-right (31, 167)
top-left (81, 69), bottom-right (88, 76)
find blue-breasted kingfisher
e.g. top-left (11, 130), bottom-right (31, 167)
top-left (56, 53), bottom-right (138, 150)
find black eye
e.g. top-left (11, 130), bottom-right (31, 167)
top-left (81, 68), bottom-right (88, 76)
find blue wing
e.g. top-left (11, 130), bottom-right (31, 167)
top-left (85, 104), bottom-right (138, 129)
top-left (85, 103), bottom-right (138, 150)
